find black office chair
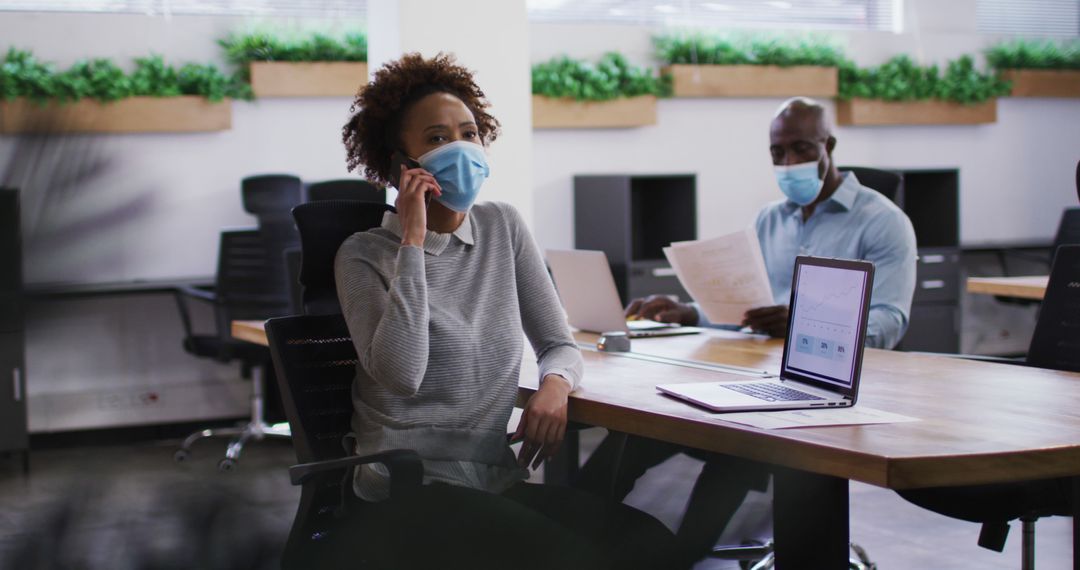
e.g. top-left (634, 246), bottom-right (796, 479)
top-left (838, 166), bottom-right (903, 206)
top-left (291, 200), bottom-right (395, 315)
top-left (173, 229), bottom-right (293, 471)
top-left (265, 313), bottom-right (422, 570)
top-left (242, 174), bottom-right (304, 307)
top-left (306, 179), bottom-right (386, 203)
top-left (897, 245), bottom-right (1080, 570)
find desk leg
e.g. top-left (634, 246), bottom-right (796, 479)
top-left (773, 466), bottom-right (849, 569)
top-left (1073, 476), bottom-right (1079, 570)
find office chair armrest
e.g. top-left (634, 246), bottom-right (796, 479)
top-left (907, 351), bottom-right (1028, 366)
top-left (289, 449), bottom-right (423, 498)
top-left (172, 285), bottom-right (220, 342)
top-left (175, 284), bottom-right (218, 304)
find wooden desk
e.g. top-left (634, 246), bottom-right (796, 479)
top-left (234, 320), bottom-right (1080, 567)
top-left (967, 275), bottom-right (1049, 300)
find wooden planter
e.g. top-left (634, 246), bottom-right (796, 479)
top-left (0, 96), bottom-right (231, 134)
top-left (1001, 69), bottom-right (1080, 98)
top-left (664, 64), bottom-right (838, 98)
top-left (836, 98), bottom-right (998, 126)
top-left (250, 61), bottom-right (368, 97)
top-left (532, 95), bottom-right (657, 129)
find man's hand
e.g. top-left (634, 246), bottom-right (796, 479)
top-left (624, 295), bottom-right (698, 325)
top-left (513, 375), bottom-right (570, 470)
top-left (742, 305), bottom-right (789, 338)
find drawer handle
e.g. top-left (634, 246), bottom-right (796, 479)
top-left (921, 254), bottom-right (945, 264)
top-left (922, 279), bottom-right (946, 289)
top-left (651, 267), bottom-right (677, 278)
top-left (13, 367), bottom-right (21, 402)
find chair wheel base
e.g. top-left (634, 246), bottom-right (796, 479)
top-left (218, 458), bottom-right (237, 472)
top-left (174, 449), bottom-right (190, 463)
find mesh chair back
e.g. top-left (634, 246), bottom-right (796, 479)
top-left (266, 313), bottom-right (356, 464)
top-left (292, 200), bottom-right (395, 315)
top-left (839, 166), bottom-right (903, 206)
top-left (1028, 245), bottom-right (1080, 372)
top-left (307, 179), bottom-right (385, 203)
top-left (215, 229), bottom-right (292, 323)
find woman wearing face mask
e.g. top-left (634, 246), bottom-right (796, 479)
top-left (329, 53), bottom-right (679, 570)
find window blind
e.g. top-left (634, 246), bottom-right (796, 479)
top-left (527, 0), bottom-right (901, 32)
top-left (977, 0), bottom-right (1080, 37)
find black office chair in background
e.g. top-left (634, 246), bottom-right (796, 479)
top-left (173, 229), bottom-right (293, 470)
top-left (266, 313), bottom-right (422, 569)
top-left (305, 179), bottom-right (385, 203)
top-left (242, 174), bottom-right (304, 308)
top-left (897, 245), bottom-right (1080, 570)
top-left (838, 166), bottom-right (903, 206)
top-left (291, 199), bottom-right (394, 315)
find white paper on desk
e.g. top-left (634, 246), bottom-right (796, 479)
top-left (717, 407), bottom-right (919, 430)
top-left (663, 227), bottom-right (774, 324)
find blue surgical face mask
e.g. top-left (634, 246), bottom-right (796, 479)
top-left (774, 160), bottom-right (825, 206)
top-left (416, 141), bottom-right (490, 213)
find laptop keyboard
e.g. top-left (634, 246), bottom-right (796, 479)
top-left (721, 382), bottom-right (824, 402)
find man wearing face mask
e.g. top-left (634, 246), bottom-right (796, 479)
top-left (575, 97), bottom-right (916, 566)
top-left (625, 96), bottom-right (917, 349)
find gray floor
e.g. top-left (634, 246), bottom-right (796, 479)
top-left (0, 427), bottom-right (1073, 569)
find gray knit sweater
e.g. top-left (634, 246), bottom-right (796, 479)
top-left (334, 201), bottom-right (584, 501)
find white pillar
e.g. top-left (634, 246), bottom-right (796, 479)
top-left (368, 0), bottom-right (534, 224)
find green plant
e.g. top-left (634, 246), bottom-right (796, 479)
top-left (838, 55), bottom-right (1010, 104)
top-left (531, 53), bottom-right (669, 101)
top-left (653, 33), bottom-right (845, 67)
top-left (0, 48), bottom-right (250, 103)
top-left (985, 39), bottom-right (1080, 70)
top-left (219, 30), bottom-right (368, 65)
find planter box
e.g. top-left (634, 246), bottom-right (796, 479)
top-left (1001, 69), bottom-right (1080, 98)
top-left (250, 61), bottom-right (368, 97)
top-left (532, 95), bottom-right (657, 129)
top-left (0, 96), bottom-right (231, 134)
top-left (664, 64), bottom-right (837, 98)
top-left (836, 98), bottom-right (997, 126)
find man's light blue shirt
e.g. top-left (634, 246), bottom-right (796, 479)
top-left (698, 172), bottom-right (917, 349)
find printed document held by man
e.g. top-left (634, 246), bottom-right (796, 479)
top-left (663, 228), bottom-right (774, 324)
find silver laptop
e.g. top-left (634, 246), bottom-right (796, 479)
top-left (546, 249), bottom-right (702, 338)
top-left (657, 256), bottom-right (874, 412)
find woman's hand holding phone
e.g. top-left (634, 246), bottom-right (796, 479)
top-left (396, 163), bottom-right (441, 247)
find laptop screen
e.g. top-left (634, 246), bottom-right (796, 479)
top-left (782, 259), bottom-right (872, 390)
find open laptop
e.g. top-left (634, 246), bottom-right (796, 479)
top-left (546, 249), bottom-right (702, 338)
top-left (657, 256), bottom-right (874, 412)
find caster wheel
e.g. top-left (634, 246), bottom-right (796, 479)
top-left (218, 458), bottom-right (236, 472)
top-left (174, 449), bottom-right (190, 463)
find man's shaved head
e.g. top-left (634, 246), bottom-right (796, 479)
top-left (772, 97), bottom-right (832, 141)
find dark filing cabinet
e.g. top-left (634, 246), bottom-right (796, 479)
top-left (0, 188), bottom-right (28, 472)
top-left (574, 175), bottom-right (696, 304)
top-left (893, 170), bottom-right (962, 353)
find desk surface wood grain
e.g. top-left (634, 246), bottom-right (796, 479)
top-left (966, 275), bottom-right (1049, 300)
top-left (233, 320), bottom-right (1080, 491)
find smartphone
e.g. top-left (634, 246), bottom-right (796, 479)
top-left (388, 150), bottom-right (421, 190)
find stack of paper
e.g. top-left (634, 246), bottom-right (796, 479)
top-left (663, 228), bottom-right (774, 324)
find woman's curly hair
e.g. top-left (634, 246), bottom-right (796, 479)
top-left (342, 52), bottom-right (501, 185)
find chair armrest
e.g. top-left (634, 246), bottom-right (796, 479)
top-left (172, 285), bottom-right (220, 343)
top-left (289, 449), bottom-right (423, 499)
top-left (175, 284), bottom-right (218, 304)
